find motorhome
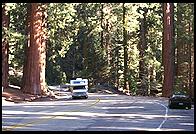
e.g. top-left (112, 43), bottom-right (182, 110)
top-left (70, 78), bottom-right (88, 99)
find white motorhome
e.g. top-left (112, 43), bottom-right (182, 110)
top-left (70, 78), bottom-right (88, 99)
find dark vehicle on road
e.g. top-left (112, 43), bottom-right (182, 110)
top-left (168, 92), bottom-right (192, 109)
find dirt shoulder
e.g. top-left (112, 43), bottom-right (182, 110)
top-left (2, 87), bottom-right (42, 103)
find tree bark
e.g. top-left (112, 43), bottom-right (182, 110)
top-left (162, 3), bottom-right (175, 97)
top-left (105, 19), bottom-right (112, 68)
top-left (22, 3), bottom-right (31, 88)
top-left (101, 4), bottom-right (104, 48)
top-left (122, 3), bottom-right (129, 93)
top-left (188, 17), bottom-right (194, 97)
top-left (138, 8), bottom-right (148, 95)
top-left (2, 3), bottom-right (9, 89)
top-left (83, 34), bottom-right (88, 71)
top-left (190, 3), bottom-right (194, 98)
top-left (188, 22), bottom-right (192, 97)
top-left (21, 3), bottom-right (47, 95)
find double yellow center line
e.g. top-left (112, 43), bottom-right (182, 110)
top-left (3, 98), bottom-right (100, 131)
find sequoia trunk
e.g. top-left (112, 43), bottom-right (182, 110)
top-left (162, 3), bottom-right (175, 97)
top-left (21, 3), bottom-right (47, 95)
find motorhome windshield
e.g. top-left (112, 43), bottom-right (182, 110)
top-left (73, 86), bottom-right (86, 90)
top-left (74, 81), bottom-right (83, 84)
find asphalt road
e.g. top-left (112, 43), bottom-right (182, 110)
top-left (2, 91), bottom-right (194, 131)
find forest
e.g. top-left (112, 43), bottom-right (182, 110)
top-left (2, 3), bottom-right (194, 98)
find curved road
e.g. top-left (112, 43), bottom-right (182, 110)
top-left (2, 92), bottom-right (194, 131)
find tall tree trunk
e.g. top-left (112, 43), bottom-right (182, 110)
top-left (83, 35), bottom-right (88, 71)
top-left (162, 3), bottom-right (175, 97)
top-left (2, 3), bottom-right (9, 89)
top-left (122, 3), bottom-right (129, 93)
top-left (116, 46), bottom-right (120, 89)
top-left (188, 22), bottom-right (192, 97)
top-left (21, 3), bottom-right (47, 95)
top-left (22, 3), bottom-right (31, 87)
top-left (105, 19), bottom-right (111, 68)
top-left (190, 3), bottom-right (194, 98)
top-left (101, 4), bottom-right (112, 83)
top-left (100, 4), bottom-right (104, 48)
top-left (138, 8), bottom-right (148, 95)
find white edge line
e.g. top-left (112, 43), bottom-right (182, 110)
top-left (154, 101), bottom-right (168, 129)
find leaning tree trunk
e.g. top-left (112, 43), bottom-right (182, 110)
top-left (2, 3), bottom-right (9, 89)
top-left (162, 3), bottom-right (175, 97)
top-left (21, 3), bottom-right (47, 95)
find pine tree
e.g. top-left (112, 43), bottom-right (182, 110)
top-left (2, 3), bottom-right (10, 89)
top-left (138, 7), bottom-right (148, 95)
top-left (122, 3), bottom-right (129, 94)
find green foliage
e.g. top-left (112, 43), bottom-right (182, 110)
top-left (173, 76), bottom-right (189, 94)
top-left (5, 3), bottom-right (27, 86)
top-left (8, 3), bottom-right (27, 69)
top-left (128, 74), bottom-right (137, 95)
top-left (174, 3), bottom-right (194, 96)
top-left (46, 3), bottom-right (77, 85)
